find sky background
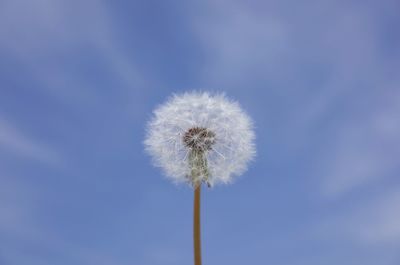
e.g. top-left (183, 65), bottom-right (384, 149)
top-left (1, 0), bottom-right (400, 264)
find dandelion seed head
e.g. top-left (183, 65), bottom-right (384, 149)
top-left (144, 91), bottom-right (256, 187)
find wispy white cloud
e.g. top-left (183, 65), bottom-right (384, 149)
top-left (0, 0), bottom-right (145, 105)
top-left (357, 191), bottom-right (400, 244)
top-left (190, 0), bottom-right (289, 86)
top-left (315, 186), bottom-right (400, 246)
top-left (0, 0), bottom-right (112, 56)
top-left (0, 116), bottom-right (61, 165)
top-left (191, 0), bottom-right (383, 83)
top-left (317, 85), bottom-right (400, 198)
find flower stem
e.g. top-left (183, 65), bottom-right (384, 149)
top-left (193, 184), bottom-right (202, 265)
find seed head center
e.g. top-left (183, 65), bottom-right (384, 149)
top-left (183, 127), bottom-right (216, 151)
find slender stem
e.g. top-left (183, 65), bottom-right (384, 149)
top-left (193, 184), bottom-right (202, 265)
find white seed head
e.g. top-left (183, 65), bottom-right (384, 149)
top-left (144, 91), bottom-right (256, 187)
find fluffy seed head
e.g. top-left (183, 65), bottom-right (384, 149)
top-left (144, 91), bottom-right (256, 187)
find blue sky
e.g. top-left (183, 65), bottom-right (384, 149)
top-left (1, 0), bottom-right (400, 264)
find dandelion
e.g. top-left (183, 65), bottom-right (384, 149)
top-left (144, 91), bottom-right (255, 265)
